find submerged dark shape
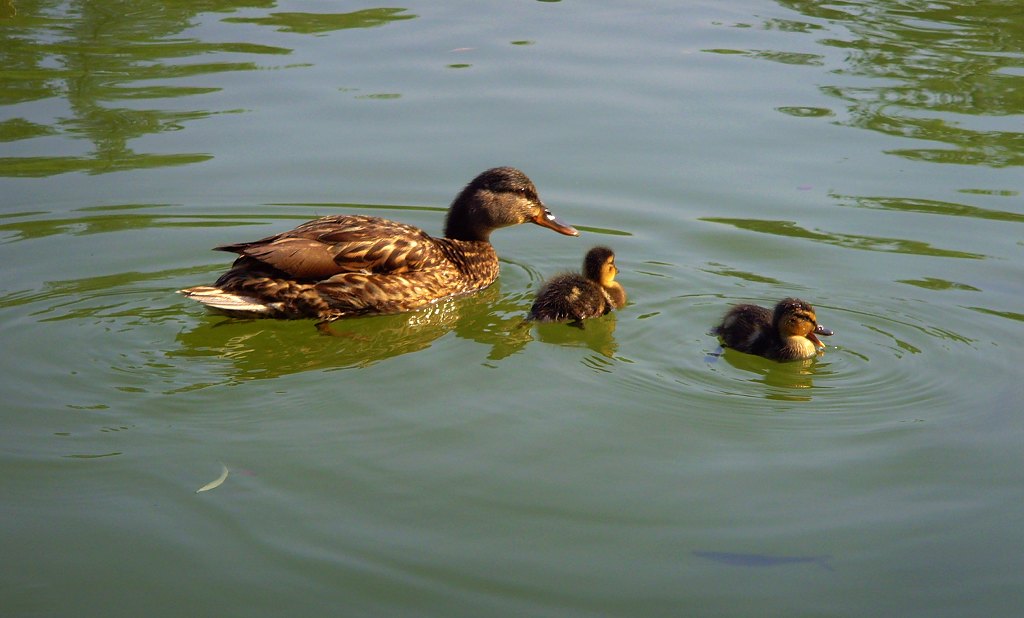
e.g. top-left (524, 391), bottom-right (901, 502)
top-left (714, 297), bottom-right (834, 361)
top-left (178, 167), bottom-right (578, 322)
top-left (529, 246), bottom-right (626, 323)
top-left (693, 550), bottom-right (833, 571)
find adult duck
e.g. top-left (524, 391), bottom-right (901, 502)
top-left (715, 297), bottom-right (834, 361)
top-left (529, 246), bottom-right (626, 323)
top-left (179, 167), bottom-right (579, 321)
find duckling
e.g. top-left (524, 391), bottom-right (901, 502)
top-left (179, 167), bottom-right (579, 321)
top-left (529, 246), bottom-right (627, 322)
top-left (715, 297), bottom-right (833, 361)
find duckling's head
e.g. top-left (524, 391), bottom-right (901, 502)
top-left (582, 246), bottom-right (618, 286)
top-left (444, 167), bottom-right (579, 242)
top-left (583, 245), bottom-right (626, 308)
top-left (772, 298), bottom-right (832, 347)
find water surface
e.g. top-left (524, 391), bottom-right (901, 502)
top-left (3, 1), bottom-right (1022, 616)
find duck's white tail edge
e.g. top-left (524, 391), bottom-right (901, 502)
top-left (178, 286), bottom-right (271, 314)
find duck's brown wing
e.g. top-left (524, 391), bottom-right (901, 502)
top-left (214, 215), bottom-right (437, 280)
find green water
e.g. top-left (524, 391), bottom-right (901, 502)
top-left (3, 1), bottom-right (1022, 616)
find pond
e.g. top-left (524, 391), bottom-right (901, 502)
top-left (2, 1), bottom-right (1022, 616)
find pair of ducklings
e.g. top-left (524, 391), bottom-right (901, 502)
top-left (179, 167), bottom-right (832, 361)
top-left (530, 246), bottom-right (832, 361)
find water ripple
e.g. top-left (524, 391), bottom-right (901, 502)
top-left (609, 293), bottom-right (981, 427)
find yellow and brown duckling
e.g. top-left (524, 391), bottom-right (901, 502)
top-left (179, 167), bottom-right (579, 321)
top-left (715, 297), bottom-right (834, 361)
top-left (529, 246), bottom-right (627, 323)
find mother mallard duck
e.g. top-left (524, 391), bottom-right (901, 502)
top-left (179, 167), bottom-right (578, 321)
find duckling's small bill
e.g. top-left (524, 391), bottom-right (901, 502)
top-left (805, 323), bottom-right (834, 348)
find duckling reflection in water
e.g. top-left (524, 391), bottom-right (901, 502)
top-left (529, 246), bottom-right (626, 325)
top-left (715, 297), bottom-right (833, 361)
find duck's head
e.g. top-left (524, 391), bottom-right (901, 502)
top-left (444, 167), bottom-right (579, 242)
top-left (583, 246), bottom-right (618, 286)
top-left (773, 298), bottom-right (834, 347)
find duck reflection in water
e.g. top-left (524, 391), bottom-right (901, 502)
top-left (714, 349), bottom-right (825, 397)
top-left (531, 313), bottom-right (620, 360)
top-left (173, 281), bottom-right (535, 380)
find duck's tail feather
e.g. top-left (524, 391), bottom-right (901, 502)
top-left (178, 286), bottom-right (272, 314)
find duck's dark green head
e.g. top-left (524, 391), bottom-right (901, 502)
top-left (444, 167), bottom-right (579, 242)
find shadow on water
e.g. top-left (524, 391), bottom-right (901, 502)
top-left (693, 550), bottom-right (834, 571)
top-left (0, 1), bottom-right (417, 177)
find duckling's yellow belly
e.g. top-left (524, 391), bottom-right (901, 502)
top-left (780, 336), bottom-right (818, 360)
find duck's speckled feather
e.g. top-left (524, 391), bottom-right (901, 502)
top-left (215, 215), bottom-right (434, 278)
top-left (204, 224), bottom-right (498, 320)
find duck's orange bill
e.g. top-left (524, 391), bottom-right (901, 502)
top-left (533, 206), bottom-right (579, 236)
